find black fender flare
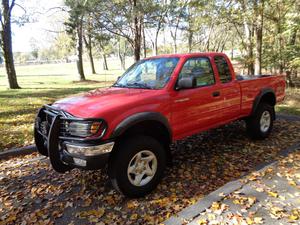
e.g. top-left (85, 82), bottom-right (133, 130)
top-left (110, 112), bottom-right (172, 141)
top-left (251, 88), bottom-right (276, 116)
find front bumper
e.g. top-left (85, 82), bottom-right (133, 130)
top-left (34, 105), bottom-right (113, 172)
top-left (62, 142), bottom-right (114, 169)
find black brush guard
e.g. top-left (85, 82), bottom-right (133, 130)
top-left (34, 105), bottom-right (107, 173)
top-left (34, 106), bottom-right (71, 172)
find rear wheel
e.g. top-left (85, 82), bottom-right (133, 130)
top-left (108, 135), bottom-right (166, 198)
top-left (246, 103), bottom-right (274, 139)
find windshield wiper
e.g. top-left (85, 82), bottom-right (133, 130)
top-left (126, 82), bottom-right (153, 89)
top-left (112, 83), bottom-right (127, 88)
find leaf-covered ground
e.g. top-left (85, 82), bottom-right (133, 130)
top-left (0, 119), bottom-right (299, 225)
top-left (185, 149), bottom-right (300, 225)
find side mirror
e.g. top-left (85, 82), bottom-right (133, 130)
top-left (117, 76), bottom-right (121, 81)
top-left (177, 77), bottom-right (196, 90)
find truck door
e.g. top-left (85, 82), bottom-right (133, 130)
top-left (213, 56), bottom-right (241, 121)
top-left (171, 57), bottom-right (223, 139)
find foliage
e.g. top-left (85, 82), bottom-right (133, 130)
top-left (52, 32), bottom-right (75, 61)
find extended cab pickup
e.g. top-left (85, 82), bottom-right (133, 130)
top-left (34, 53), bottom-right (285, 197)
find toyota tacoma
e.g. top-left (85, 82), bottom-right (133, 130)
top-left (34, 53), bottom-right (285, 197)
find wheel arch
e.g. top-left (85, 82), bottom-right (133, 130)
top-left (109, 112), bottom-right (173, 165)
top-left (251, 88), bottom-right (276, 117)
top-left (110, 112), bottom-right (172, 148)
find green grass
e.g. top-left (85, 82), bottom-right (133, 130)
top-left (0, 58), bottom-right (132, 151)
top-left (277, 88), bottom-right (300, 116)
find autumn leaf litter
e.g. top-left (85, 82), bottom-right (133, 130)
top-left (0, 120), bottom-right (299, 224)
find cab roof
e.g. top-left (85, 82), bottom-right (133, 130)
top-left (145, 52), bottom-right (228, 60)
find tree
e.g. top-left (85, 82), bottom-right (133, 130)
top-left (29, 37), bottom-right (39, 60)
top-left (53, 32), bottom-right (74, 62)
top-left (144, 0), bottom-right (169, 56)
top-left (65, 0), bottom-right (87, 81)
top-left (91, 0), bottom-right (152, 62)
top-left (254, 0), bottom-right (264, 75)
top-left (94, 32), bottom-right (111, 71)
top-left (0, 0), bottom-right (20, 89)
top-left (83, 14), bottom-right (96, 74)
top-left (167, 0), bottom-right (188, 54)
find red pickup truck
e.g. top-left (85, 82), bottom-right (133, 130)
top-left (34, 53), bottom-right (285, 197)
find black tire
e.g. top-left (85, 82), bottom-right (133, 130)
top-left (108, 135), bottom-right (166, 198)
top-left (246, 103), bottom-right (274, 139)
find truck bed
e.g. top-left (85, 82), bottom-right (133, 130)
top-left (237, 74), bottom-right (286, 116)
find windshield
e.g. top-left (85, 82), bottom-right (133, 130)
top-left (113, 57), bottom-right (179, 89)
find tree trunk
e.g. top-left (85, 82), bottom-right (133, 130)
top-left (153, 34), bottom-right (158, 56)
top-left (76, 19), bottom-right (85, 81)
top-left (133, 24), bottom-right (141, 61)
top-left (170, 17), bottom-right (180, 54)
top-left (132, 0), bottom-right (142, 62)
top-left (242, 0), bottom-right (254, 75)
top-left (171, 28), bottom-right (178, 54)
top-left (244, 22), bottom-right (254, 75)
top-left (188, 30), bottom-right (193, 53)
top-left (153, 21), bottom-right (161, 56)
top-left (84, 35), bottom-right (96, 74)
top-left (1, 0), bottom-right (20, 89)
top-left (88, 35), bottom-right (96, 74)
top-left (173, 37), bottom-right (177, 54)
top-left (142, 22), bottom-right (146, 58)
top-left (254, 0), bottom-right (264, 75)
top-left (118, 40), bottom-right (125, 70)
top-left (277, 21), bottom-right (284, 73)
top-left (249, 31), bottom-right (255, 75)
top-left (205, 24), bottom-right (214, 52)
top-left (102, 53), bottom-right (108, 70)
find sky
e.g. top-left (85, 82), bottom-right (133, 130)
top-left (11, 0), bottom-right (66, 52)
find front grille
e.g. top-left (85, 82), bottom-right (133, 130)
top-left (38, 105), bottom-right (70, 138)
top-left (36, 104), bottom-right (106, 142)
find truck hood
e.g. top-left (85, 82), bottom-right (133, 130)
top-left (52, 87), bottom-right (158, 118)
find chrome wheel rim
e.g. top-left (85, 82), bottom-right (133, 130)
top-left (260, 111), bottom-right (271, 132)
top-left (127, 150), bottom-right (157, 187)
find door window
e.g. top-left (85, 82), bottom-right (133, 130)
top-left (178, 57), bottom-right (215, 88)
top-left (214, 56), bottom-right (232, 83)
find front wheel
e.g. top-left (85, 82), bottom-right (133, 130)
top-left (108, 135), bottom-right (166, 198)
top-left (246, 103), bottom-right (274, 139)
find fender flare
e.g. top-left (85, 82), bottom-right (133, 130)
top-left (110, 112), bottom-right (172, 141)
top-left (251, 88), bottom-right (276, 115)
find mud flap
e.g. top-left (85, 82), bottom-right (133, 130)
top-left (47, 115), bottom-right (71, 173)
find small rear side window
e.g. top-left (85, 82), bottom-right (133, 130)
top-left (214, 56), bottom-right (232, 83)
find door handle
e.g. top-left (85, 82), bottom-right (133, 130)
top-left (212, 91), bottom-right (220, 97)
top-left (174, 98), bottom-right (190, 103)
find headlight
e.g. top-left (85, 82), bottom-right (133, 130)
top-left (64, 121), bottom-right (105, 138)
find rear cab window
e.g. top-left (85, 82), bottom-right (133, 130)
top-left (214, 56), bottom-right (232, 83)
top-left (178, 57), bottom-right (215, 88)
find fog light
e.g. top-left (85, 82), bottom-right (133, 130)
top-left (73, 158), bottom-right (87, 167)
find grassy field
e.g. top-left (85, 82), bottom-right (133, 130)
top-left (0, 59), bottom-right (299, 151)
top-left (276, 87), bottom-right (300, 116)
top-left (0, 58), bottom-right (130, 151)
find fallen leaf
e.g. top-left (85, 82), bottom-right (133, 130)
top-left (253, 217), bottom-right (263, 224)
top-left (267, 191), bottom-right (279, 198)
